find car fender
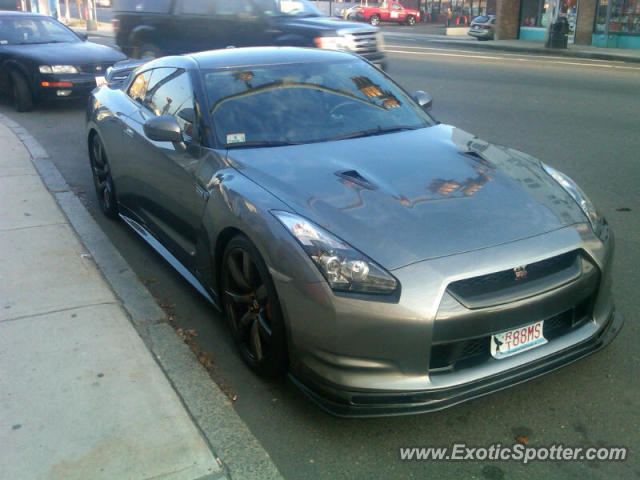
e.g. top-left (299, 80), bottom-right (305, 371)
top-left (1, 59), bottom-right (32, 89)
top-left (196, 166), bottom-right (324, 298)
top-left (128, 24), bottom-right (157, 48)
top-left (274, 33), bottom-right (314, 47)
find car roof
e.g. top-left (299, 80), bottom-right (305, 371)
top-left (186, 47), bottom-right (358, 70)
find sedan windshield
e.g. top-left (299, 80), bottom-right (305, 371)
top-left (204, 58), bottom-right (434, 148)
top-left (0, 16), bottom-right (79, 45)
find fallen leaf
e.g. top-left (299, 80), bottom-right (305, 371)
top-left (515, 435), bottom-right (529, 444)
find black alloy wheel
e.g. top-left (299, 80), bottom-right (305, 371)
top-left (221, 236), bottom-right (287, 376)
top-left (370, 14), bottom-right (380, 26)
top-left (89, 134), bottom-right (118, 218)
top-left (406, 15), bottom-right (416, 26)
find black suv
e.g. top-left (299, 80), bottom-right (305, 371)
top-left (112, 0), bottom-right (386, 69)
top-left (0, 0), bottom-right (22, 10)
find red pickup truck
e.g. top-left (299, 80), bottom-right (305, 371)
top-left (352, 1), bottom-right (421, 26)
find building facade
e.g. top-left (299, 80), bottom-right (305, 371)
top-left (496, 0), bottom-right (640, 49)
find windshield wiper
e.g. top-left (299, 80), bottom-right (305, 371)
top-left (225, 140), bottom-right (302, 148)
top-left (17, 40), bottom-right (66, 45)
top-left (323, 125), bottom-right (422, 142)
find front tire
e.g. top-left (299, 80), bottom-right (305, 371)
top-left (221, 235), bottom-right (287, 376)
top-left (10, 71), bottom-right (33, 112)
top-left (406, 15), bottom-right (416, 26)
top-left (89, 133), bottom-right (119, 219)
top-left (369, 14), bottom-right (380, 26)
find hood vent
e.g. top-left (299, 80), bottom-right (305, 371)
top-left (335, 169), bottom-right (378, 190)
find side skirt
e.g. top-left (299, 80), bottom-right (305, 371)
top-left (119, 213), bottom-right (221, 310)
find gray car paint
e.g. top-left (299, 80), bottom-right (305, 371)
top-left (86, 48), bottom-right (619, 416)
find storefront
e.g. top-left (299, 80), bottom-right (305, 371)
top-left (592, 0), bottom-right (640, 48)
top-left (495, 0), bottom-right (640, 49)
top-left (518, 0), bottom-right (579, 42)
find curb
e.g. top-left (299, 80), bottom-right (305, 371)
top-left (413, 38), bottom-right (640, 64)
top-left (0, 113), bottom-right (284, 480)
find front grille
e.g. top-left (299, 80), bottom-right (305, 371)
top-left (77, 63), bottom-right (111, 74)
top-left (429, 295), bottom-right (596, 373)
top-left (447, 250), bottom-right (581, 308)
top-left (342, 30), bottom-right (379, 54)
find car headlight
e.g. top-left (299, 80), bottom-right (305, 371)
top-left (273, 211), bottom-right (398, 295)
top-left (39, 65), bottom-right (79, 74)
top-left (542, 163), bottom-right (606, 240)
top-left (313, 36), bottom-right (348, 50)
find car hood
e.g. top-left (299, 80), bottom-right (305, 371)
top-left (3, 41), bottom-right (126, 64)
top-left (273, 15), bottom-right (378, 33)
top-left (226, 124), bottom-right (586, 270)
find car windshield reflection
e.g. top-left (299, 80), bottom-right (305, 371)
top-left (204, 59), bottom-right (434, 148)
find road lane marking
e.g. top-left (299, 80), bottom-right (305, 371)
top-left (385, 48), bottom-right (640, 70)
top-left (386, 43), bottom-right (617, 63)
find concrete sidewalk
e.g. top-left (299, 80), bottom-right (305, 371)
top-left (0, 118), bottom-right (283, 480)
top-left (382, 23), bottom-right (640, 63)
top-left (0, 123), bottom-right (223, 479)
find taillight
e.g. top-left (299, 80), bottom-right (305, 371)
top-left (112, 18), bottom-right (119, 33)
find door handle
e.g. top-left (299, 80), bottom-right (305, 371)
top-left (123, 126), bottom-right (134, 138)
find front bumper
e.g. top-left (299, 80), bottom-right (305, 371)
top-left (290, 310), bottom-right (623, 417)
top-left (35, 73), bottom-right (103, 101)
top-left (274, 223), bottom-right (620, 417)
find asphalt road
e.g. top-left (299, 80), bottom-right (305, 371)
top-left (1, 42), bottom-right (638, 480)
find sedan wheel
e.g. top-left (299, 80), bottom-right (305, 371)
top-left (406, 15), bottom-right (416, 26)
top-left (11, 71), bottom-right (33, 112)
top-left (369, 14), bottom-right (380, 26)
top-left (222, 236), bottom-right (287, 376)
top-left (89, 134), bottom-right (118, 219)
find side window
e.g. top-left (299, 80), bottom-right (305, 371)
top-left (392, 3), bottom-right (402, 10)
top-left (180, 0), bottom-right (214, 15)
top-left (216, 0), bottom-right (255, 15)
top-left (146, 70), bottom-right (196, 141)
top-left (127, 70), bottom-right (151, 104)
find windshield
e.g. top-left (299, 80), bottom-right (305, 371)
top-left (204, 58), bottom-right (434, 148)
top-left (0, 16), bottom-right (79, 45)
top-left (253, 0), bottom-right (322, 17)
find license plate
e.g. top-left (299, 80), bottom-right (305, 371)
top-left (95, 75), bottom-right (107, 87)
top-left (491, 320), bottom-right (547, 359)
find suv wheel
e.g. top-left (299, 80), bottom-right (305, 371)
top-left (136, 43), bottom-right (161, 59)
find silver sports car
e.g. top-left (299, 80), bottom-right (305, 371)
top-left (86, 47), bottom-right (622, 416)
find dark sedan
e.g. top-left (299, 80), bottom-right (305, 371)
top-left (87, 47), bottom-right (621, 416)
top-left (0, 11), bottom-right (125, 111)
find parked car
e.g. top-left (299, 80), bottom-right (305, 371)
top-left (111, 0), bottom-right (386, 69)
top-left (87, 47), bottom-right (621, 417)
top-left (351, 0), bottom-right (421, 26)
top-left (468, 14), bottom-right (496, 40)
top-left (0, 12), bottom-right (125, 111)
top-left (0, 0), bottom-right (22, 11)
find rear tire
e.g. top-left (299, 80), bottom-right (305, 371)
top-left (369, 14), bottom-right (380, 26)
top-left (136, 43), bottom-right (162, 59)
top-left (10, 71), bottom-right (33, 112)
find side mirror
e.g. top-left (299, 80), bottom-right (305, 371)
top-left (143, 115), bottom-right (183, 143)
top-left (412, 90), bottom-right (433, 111)
top-left (80, 33), bottom-right (88, 41)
